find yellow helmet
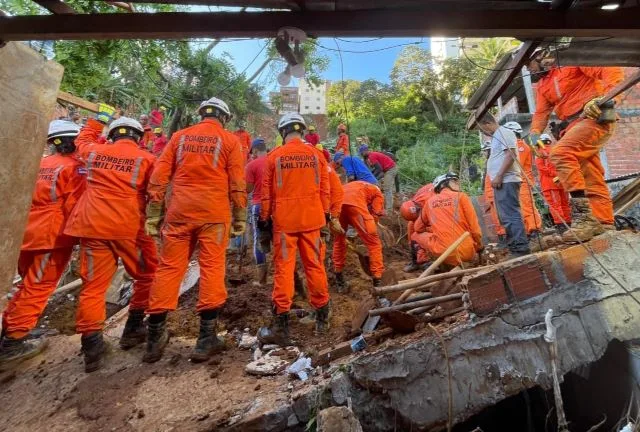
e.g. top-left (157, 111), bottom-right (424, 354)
top-left (309, 125), bottom-right (316, 131)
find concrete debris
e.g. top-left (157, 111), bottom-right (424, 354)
top-left (238, 333), bottom-right (258, 349)
top-left (245, 346), bottom-right (300, 377)
top-left (253, 347), bottom-right (263, 361)
top-left (317, 406), bottom-right (363, 432)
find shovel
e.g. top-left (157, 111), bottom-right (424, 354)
top-left (378, 232), bottom-right (470, 333)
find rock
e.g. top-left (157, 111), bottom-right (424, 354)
top-left (239, 333), bottom-right (258, 349)
top-left (316, 407), bottom-right (363, 432)
top-left (330, 371), bottom-right (351, 405)
top-left (253, 348), bottom-right (263, 361)
top-left (245, 356), bottom-right (288, 376)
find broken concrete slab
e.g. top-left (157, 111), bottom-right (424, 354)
top-left (245, 346), bottom-right (301, 377)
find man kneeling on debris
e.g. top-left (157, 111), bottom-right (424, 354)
top-left (412, 173), bottom-right (484, 267)
top-left (64, 111), bottom-right (159, 372)
top-left (0, 121), bottom-right (86, 366)
top-left (400, 183), bottom-right (436, 272)
top-left (143, 97), bottom-right (247, 364)
top-left (332, 180), bottom-right (386, 289)
top-left (258, 113), bottom-right (333, 346)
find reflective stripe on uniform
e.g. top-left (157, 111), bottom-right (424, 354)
top-left (453, 196), bottom-right (461, 222)
top-left (176, 135), bottom-right (185, 165)
top-left (212, 138), bottom-right (221, 168)
top-left (35, 252), bottom-right (51, 283)
top-left (280, 232), bottom-right (287, 260)
top-left (275, 156), bottom-right (283, 189)
top-left (313, 155), bottom-right (319, 185)
top-left (130, 157), bottom-right (143, 189)
top-left (356, 214), bottom-right (366, 233)
top-left (553, 78), bottom-right (562, 99)
top-left (85, 247), bottom-right (94, 281)
top-left (86, 152), bottom-right (96, 181)
top-left (50, 165), bottom-right (64, 203)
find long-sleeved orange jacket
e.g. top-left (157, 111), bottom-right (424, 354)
top-left (336, 133), bottom-right (350, 155)
top-left (328, 165), bottom-right (344, 218)
top-left (261, 137), bottom-right (330, 233)
top-left (531, 66), bottom-right (624, 134)
top-left (148, 118), bottom-right (247, 224)
top-left (22, 153), bottom-right (86, 250)
top-left (342, 181), bottom-right (384, 217)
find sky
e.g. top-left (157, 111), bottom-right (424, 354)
top-left (209, 37), bottom-right (432, 93)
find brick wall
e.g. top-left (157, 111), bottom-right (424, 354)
top-left (603, 68), bottom-right (640, 178)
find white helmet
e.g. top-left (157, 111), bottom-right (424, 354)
top-left (107, 116), bottom-right (144, 139)
top-left (503, 121), bottom-right (523, 135)
top-left (199, 97), bottom-right (231, 117)
top-left (481, 140), bottom-right (491, 151)
top-left (277, 112), bottom-right (306, 138)
top-left (48, 120), bottom-right (80, 141)
top-left (433, 172), bottom-right (459, 193)
top-left (540, 133), bottom-right (552, 143)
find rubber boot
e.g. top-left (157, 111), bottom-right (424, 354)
top-left (335, 272), bottom-right (347, 294)
top-left (142, 315), bottom-right (169, 363)
top-left (562, 197), bottom-right (605, 243)
top-left (81, 331), bottom-right (107, 373)
top-left (314, 303), bottom-right (331, 335)
top-left (372, 277), bottom-right (383, 288)
top-left (119, 309), bottom-right (146, 350)
top-left (0, 335), bottom-right (48, 366)
top-left (404, 242), bottom-right (420, 272)
top-left (251, 264), bottom-right (268, 287)
top-left (257, 312), bottom-right (291, 347)
top-left (190, 314), bottom-right (225, 363)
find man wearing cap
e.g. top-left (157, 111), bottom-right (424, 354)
top-left (304, 125), bottom-right (320, 145)
top-left (333, 152), bottom-right (377, 185)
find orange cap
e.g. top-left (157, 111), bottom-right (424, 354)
top-left (400, 201), bottom-right (420, 221)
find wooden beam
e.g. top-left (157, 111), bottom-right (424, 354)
top-left (2, 8), bottom-right (640, 41)
top-left (32, 0), bottom-right (77, 14)
top-left (466, 40), bottom-right (541, 129)
top-left (57, 91), bottom-right (99, 112)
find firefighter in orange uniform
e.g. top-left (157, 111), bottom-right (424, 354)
top-left (0, 121), bottom-right (86, 365)
top-left (258, 113), bottom-right (333, 346)
top-left (400, 183), bottom-right (436, 272)
top-left (536, 134), bottom-right (571, 230)
top-left (335, 123), bottom-right (350, 155)
top-left (527, 50), bottom-right (623, 241)
top-left (234, 121), bottom-right (252, 163)
top-left (64, 113), bottom-right (158, 372)
top-left (503, 121), bottom-right (543, 242)
top-left (143, 97), bottom-right (247, 363)
top-left (333, 181), bottom-right (385, 289)
top-left (412, 173), bottom-right (483, 266)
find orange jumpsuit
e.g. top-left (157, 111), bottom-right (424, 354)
top-left (536, 147), bottom-right (571, 224)
top-left (64, 119), bottom-right (158, 334)
top-left (517, 140), bottom-right (543, 234)
top-left (483, 173), bottom-right (506, 236)
top-left (336, 133), bottom-right (350, 155)
top-left (531, 66), bottom-right (624, 225)
top-left (234, 129), bottom-right (252, 163)
top-left (147, 118), bottom-right (247, 314)
top-left (412, 188), bottom-right (483, 266)
top-left (328, 165), bottom-right (344, 219)
top-left (333, 181), bottom-right (385, 278)
top-left (261, 137), bottom-right (330, 314)
top-left (2, 153), bottom-right (86, 339)
top-left (407, 184), bottom-right (436, 264)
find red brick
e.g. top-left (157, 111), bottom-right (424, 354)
top-left (502, 256), bottom-right (549, 301)
top-left (466, 269), bottom-right (509, 316)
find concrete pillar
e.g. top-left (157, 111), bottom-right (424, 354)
top-left (0, 42), bottom-right (64, 310)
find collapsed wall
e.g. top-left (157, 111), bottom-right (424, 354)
top-left (227, 231), bottom-right (640, 431)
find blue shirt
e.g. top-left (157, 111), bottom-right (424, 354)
top-left (341, 156), bottom-right (378, 185)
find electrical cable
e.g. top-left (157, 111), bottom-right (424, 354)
top-left (311, 39), bottom-right (427, 54)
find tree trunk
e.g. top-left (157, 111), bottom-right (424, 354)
top-left (428, 97), bottom-right (444, 122)
top-left (168, 106), bottom-right (184, 138)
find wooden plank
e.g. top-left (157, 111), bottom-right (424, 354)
top-left (466, 40), bottom-right (540, 130)
top-left (57, 91), bottom-right (99, 112)
top-left (2, 8), bottom-right (640, 41)
top-left (0, 42), bottom-right (64, 310)
top-left (312, 328), bottom-right (393, 367)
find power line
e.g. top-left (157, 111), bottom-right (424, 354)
top-left (311, 39), bottom-right (428, 54)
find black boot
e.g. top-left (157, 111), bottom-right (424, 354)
top-left (372, 277), bottom-right (383, 288)
top-left (81, 331), bottom-right (107, 373)
top-left (119, 309), bottom-right (146, 350)
top-left (335, 272), bottom-right (347, 293)
top-left (258, 312), bottom-right (291, 347)
top-left (142, 314), bottom-right (169, 363)
top-left (315, 303), bottom-right (331, 335)
top-left (190, 311), bottom-right (225, 363)
top-left (404, 241), bottom-right (420, 272)
top-left (555, 223), bottom-right (569, 234)
top-left (0, 335), bottom-right (48, 366)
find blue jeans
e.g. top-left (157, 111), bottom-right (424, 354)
top-left (493, 182), bottom-right (530, 254)
top-left (251, 204), bottom-right (266, 265)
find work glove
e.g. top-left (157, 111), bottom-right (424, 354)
top-left (231, 206), bottom-right (247, 237)
top-left (96, 103), bottom-right (116, 124)
top-left (527, 133), bottom-right (540, 149)
top-left (329, 217), bottom-right (345, 235)
top-left (553, 176), bottom-right (561, 185)
top-left (583, 96), bottom-right (604, 120)
top-left (145, 201), bottom-right (164, 237)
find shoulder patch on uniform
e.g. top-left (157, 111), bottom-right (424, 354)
top-left (518, 146), bottom-right (525, 152)
top-left (77, 167), bottom-right (88, 175)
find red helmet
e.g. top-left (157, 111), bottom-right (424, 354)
top-left (337, 123), bottom-right (347, 132)
top-left (400, 200), bottom-right (420, 221)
